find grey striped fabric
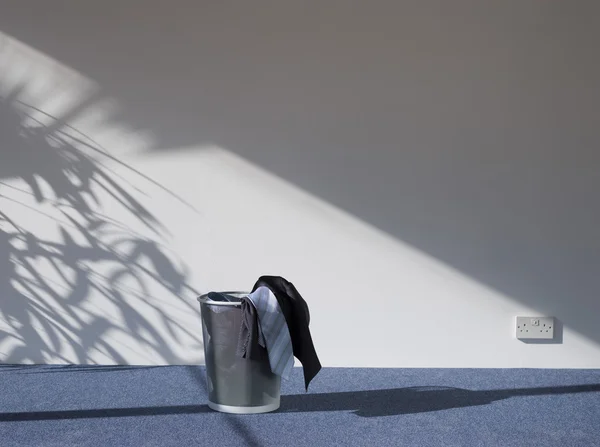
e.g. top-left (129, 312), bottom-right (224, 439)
top-left (246, 286), bottom-right (294, 379)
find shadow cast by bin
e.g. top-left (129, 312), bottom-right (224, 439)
top-left (280, 383), bottom-right (600, 417)
top-left (0, 383), bottom-right (599, 421)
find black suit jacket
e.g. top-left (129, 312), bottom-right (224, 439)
top-left (252, 276), bottom-right (321, 390)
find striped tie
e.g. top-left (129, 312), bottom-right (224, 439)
top-left (245, 286), bottom-right (294, 379)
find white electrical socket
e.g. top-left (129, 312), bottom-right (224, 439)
top-left (516, 316), bottom-right (555, 340)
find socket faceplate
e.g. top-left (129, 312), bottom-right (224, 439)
top-left (516, 317), bottom-right (555, 340)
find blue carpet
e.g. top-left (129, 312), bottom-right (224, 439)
top-left (0, 366), bottom-right (599, 446)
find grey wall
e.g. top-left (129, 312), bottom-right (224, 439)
top-left (1, 1), bottom-right (600, 358)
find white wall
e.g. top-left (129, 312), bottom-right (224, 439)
top-left (1, 1), bottom-right (599, 367)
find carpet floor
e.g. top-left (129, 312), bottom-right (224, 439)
top-left (0, 366), bottom-right (599, 446)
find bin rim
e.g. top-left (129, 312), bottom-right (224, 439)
top-left (197, 291), bottom-right (249, 307)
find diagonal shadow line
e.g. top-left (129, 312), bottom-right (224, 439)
top-left (0, 405), bottom-right (211, 421)
top-left (1, 383), bottom-right (599, 422)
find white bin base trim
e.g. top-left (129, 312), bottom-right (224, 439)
top-left (207, 400), bottom-right (280, 414)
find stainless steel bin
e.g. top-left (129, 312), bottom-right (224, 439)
top-left (198, 292), bottom-right (281, 414)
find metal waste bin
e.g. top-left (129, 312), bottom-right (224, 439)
top-left (198, 292), bottom-right (281, 414)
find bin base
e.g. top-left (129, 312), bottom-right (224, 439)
top-left (207, 400), bottom-right (280, 414)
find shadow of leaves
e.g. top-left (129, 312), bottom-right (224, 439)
top-left (0, 89), bottom-right (199, 364)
